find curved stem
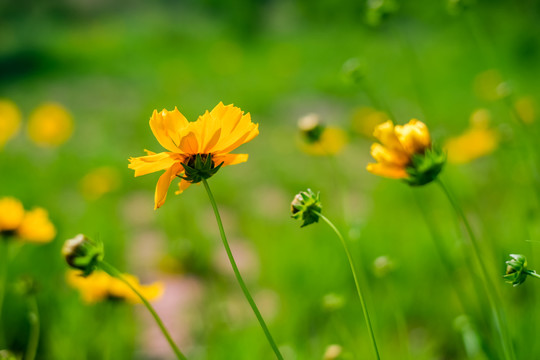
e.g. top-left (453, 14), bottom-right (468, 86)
top-left (100, 261), bottom-right (187, 360)
top-left (24, 295), bottom-right (40, 360)
top-left (314, 211), bottom-right (381, 360)
top-left (202, 179), bottom-right (284, 360)
top-left (437, 179), bottom-right (515, 360)
top-left (526, 270), bottom-right (540, 280)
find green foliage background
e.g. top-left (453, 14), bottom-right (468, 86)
top-left (2, 0), bottom-right (540, 359)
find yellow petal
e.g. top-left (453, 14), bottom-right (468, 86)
top-left (175, 178), bottom-right (192, 195)
top-left (366, 163), bottom-right (408, 179)
top-left (370, 143), bottom-right (409, 166)
top-left (213, 153), bottom-right (249, 166)
top-left (149, 108), bottom-right (189, 152)
top-left (154, 163), bottom-right (183, 210)
top-left (0, 99), bottom-right (21, 149)
top-left (27, 103), bottom-right (73, 147)
top-left (128, 152), bottom-right (181, 177)
top-left (394, 119), bottom-right (431, 155)
top-left (0, 197), bottom-right (25, 231)
top-left (16, 208), bottom-right (56, 243)
top-left (179, 131), bottom-right (199, 154)
top-left (445, 127), bottom-right (499, 164)
top-left (373, 120), bottom-right (406, 154)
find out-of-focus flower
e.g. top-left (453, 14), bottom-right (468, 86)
top-left (27, 102), bottom-right (74, 147)
top-left (291, 189), bottom-right (322, 227)
top-left (514, 96), bottom-right (536, 124)
top-left (80, 166), bottom-right (121, 200)
top-left (62, 234), bottom-right (104, 276)
top-left (342, 58), bottom-right (365, 84)
top-left (366, 0), bottom-right (399, 26)
top-left (67, 270), bottom-right (164, 304)
top-left (373, 255), bottom-right (395, 278)
top-left (298, 113), bottom-right (347, 156)
top-left (0, 197), bottom-right (25, 232)
top-left (323, 344), bottom-right (343, 360)
top-left (445, 109), bottom-right (499, 164)
top-left (474, 69), bottom-right (510, 101)
top-left (16, 208), bottom-right (56, 243)
top-left (0, 99), bottom-right (21, 149)
top-left (322, 293), bottom-right (346, 311)
top-left (350, 107), bottom-right (388, 138)
top-left (367, 119), bottom-right (445, 186)
top-left (129, 102), bottom-right (258, 209)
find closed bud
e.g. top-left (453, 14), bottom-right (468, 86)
top-left (62, 234), bottom-right (104, 276)
top-left (298, 113), bottom-right (325, 143)
top-left (404, 146), bottom-right (447, 186)
top-left (291, 189), bottom-right (322, 227)
top-left (504, 254), bottom-right (528, 287)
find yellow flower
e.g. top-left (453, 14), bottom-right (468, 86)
top-left (297, 113), bottom-right (347, 156)
top-left (128, 102), bottom-right (259, 209)
top-left (0, 197), bottom-right (25, 232)
top-left (80, 166), bottom-right (121, 200)
top-left (367, 119), bottom-right (431, 179)
top-left (16, 208), bottom-right (56, 243)
top-left (445, 109), bottom-right (499, 164)
top-left (67, 270), bottom-right (164, 304)
top-left (27, 103), bottom-right (74, 147)
top-left (0, 99), bottom-right (22, 149)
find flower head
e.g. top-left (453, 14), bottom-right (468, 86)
top-left (504, 254), bottom-right (529, 287)
top-left (67, 270), bottom-right (164, 304)
top-left (27, 103), bottom-right (73, 147)
top-left (291, 189), bottom-right (322, 227)
top-left (129, 102), bottom-right (258, 209)
top-left (16, 208), bottom-right (56, 243)
top-left (62, 234), bottom-right (104, 276)
top-left (367, 119), bottom-right (446, 186)
top-left (0, 197), bottom-right (25, 233)
top-left (445, 109), bottom-right (499, 164)
top-left (297, 114), bottom-right (347, 156)
top-left (0, 99), bottom-right (21, 149)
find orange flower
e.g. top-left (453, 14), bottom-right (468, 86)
top-left (129, 102), bottom-right (258, 209)
top-left (367, 119), bottom-right (431, 179)
top-left (16, 208), bottom-right (56, 243)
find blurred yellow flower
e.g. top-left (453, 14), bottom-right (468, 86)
top-left (514, 96), bottom-right (536, 124)
top-left (445, 109), bottom-right (499, 164)
top-left (27, 103), bottom-right (74, 147)
top-left (129, 102), bottom-right (259, 209)
top-left (0, 197), bottom-right (25, 232)
top-left (350, 106), bottom-right (388, 137)
top-left (80, 166), bottom-right (121, 200)
top-left (0, 99), bottom-right (22, 149)
top-left (367, 119), bottom-right (431, 179)
top-left (16, 208), bottom-right (56, 243)
top-left (298, 113), bottom-right (347, 156)
top-left (67, 270), bottom-right (164, 304)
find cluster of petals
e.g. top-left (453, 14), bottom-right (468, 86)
top-left (129, 102), bottom-right (259, 209)
top-left (0, 197), bottom-right (56, 243)
top-left (367, 119), bottom-right (431, 179)
top-left (67, 270), bottom-right (163, 304)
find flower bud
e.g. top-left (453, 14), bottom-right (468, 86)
top-left (404, 146), bottom-right (447, 186)
top-left (181, 153), bottom-right (223, 183)
top-left (503, 254), bottom-right (528, 287)
top-left (62, 234), bottom-right (104, 276)
top-left (298, 113), bottom-right (325, 143)
top-left (290, 189), bottom-right (322, 227)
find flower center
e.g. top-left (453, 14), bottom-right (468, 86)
top-left (180, 153), bottom-right (224, 183)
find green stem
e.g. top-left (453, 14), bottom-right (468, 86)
top-left (437, 179), bottom-right (515, 360)
top-left (24, 295), bottom-right (40, 360)
top-left (526, 270), bottom-right (540, 280)
top-left (0, 238), bottom-right (8, 347)
top-left (202, 179), bottom-right (284, 360)
top-left (314, 211), bottom-right (381, 360)
top-left (100, 261), bottom-right (187, 360)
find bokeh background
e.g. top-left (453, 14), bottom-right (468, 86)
top-left (2, 0), bottom-right (540, 359)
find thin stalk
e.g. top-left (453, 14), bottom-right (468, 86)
top-left (100, 261), bottom-right (187, 360)
top-left (314, 211), bottom-right (381, 360)
top-left (202, 179), bottom-right (284, 360)
top-left (0, 238), bottom-right (8, 347)
top-left (24, 295), bottom-right (40, 360)
top-left (526, 271), bottom-right (540, 280)
top-left (437, 179), bottom-right (515, 360)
